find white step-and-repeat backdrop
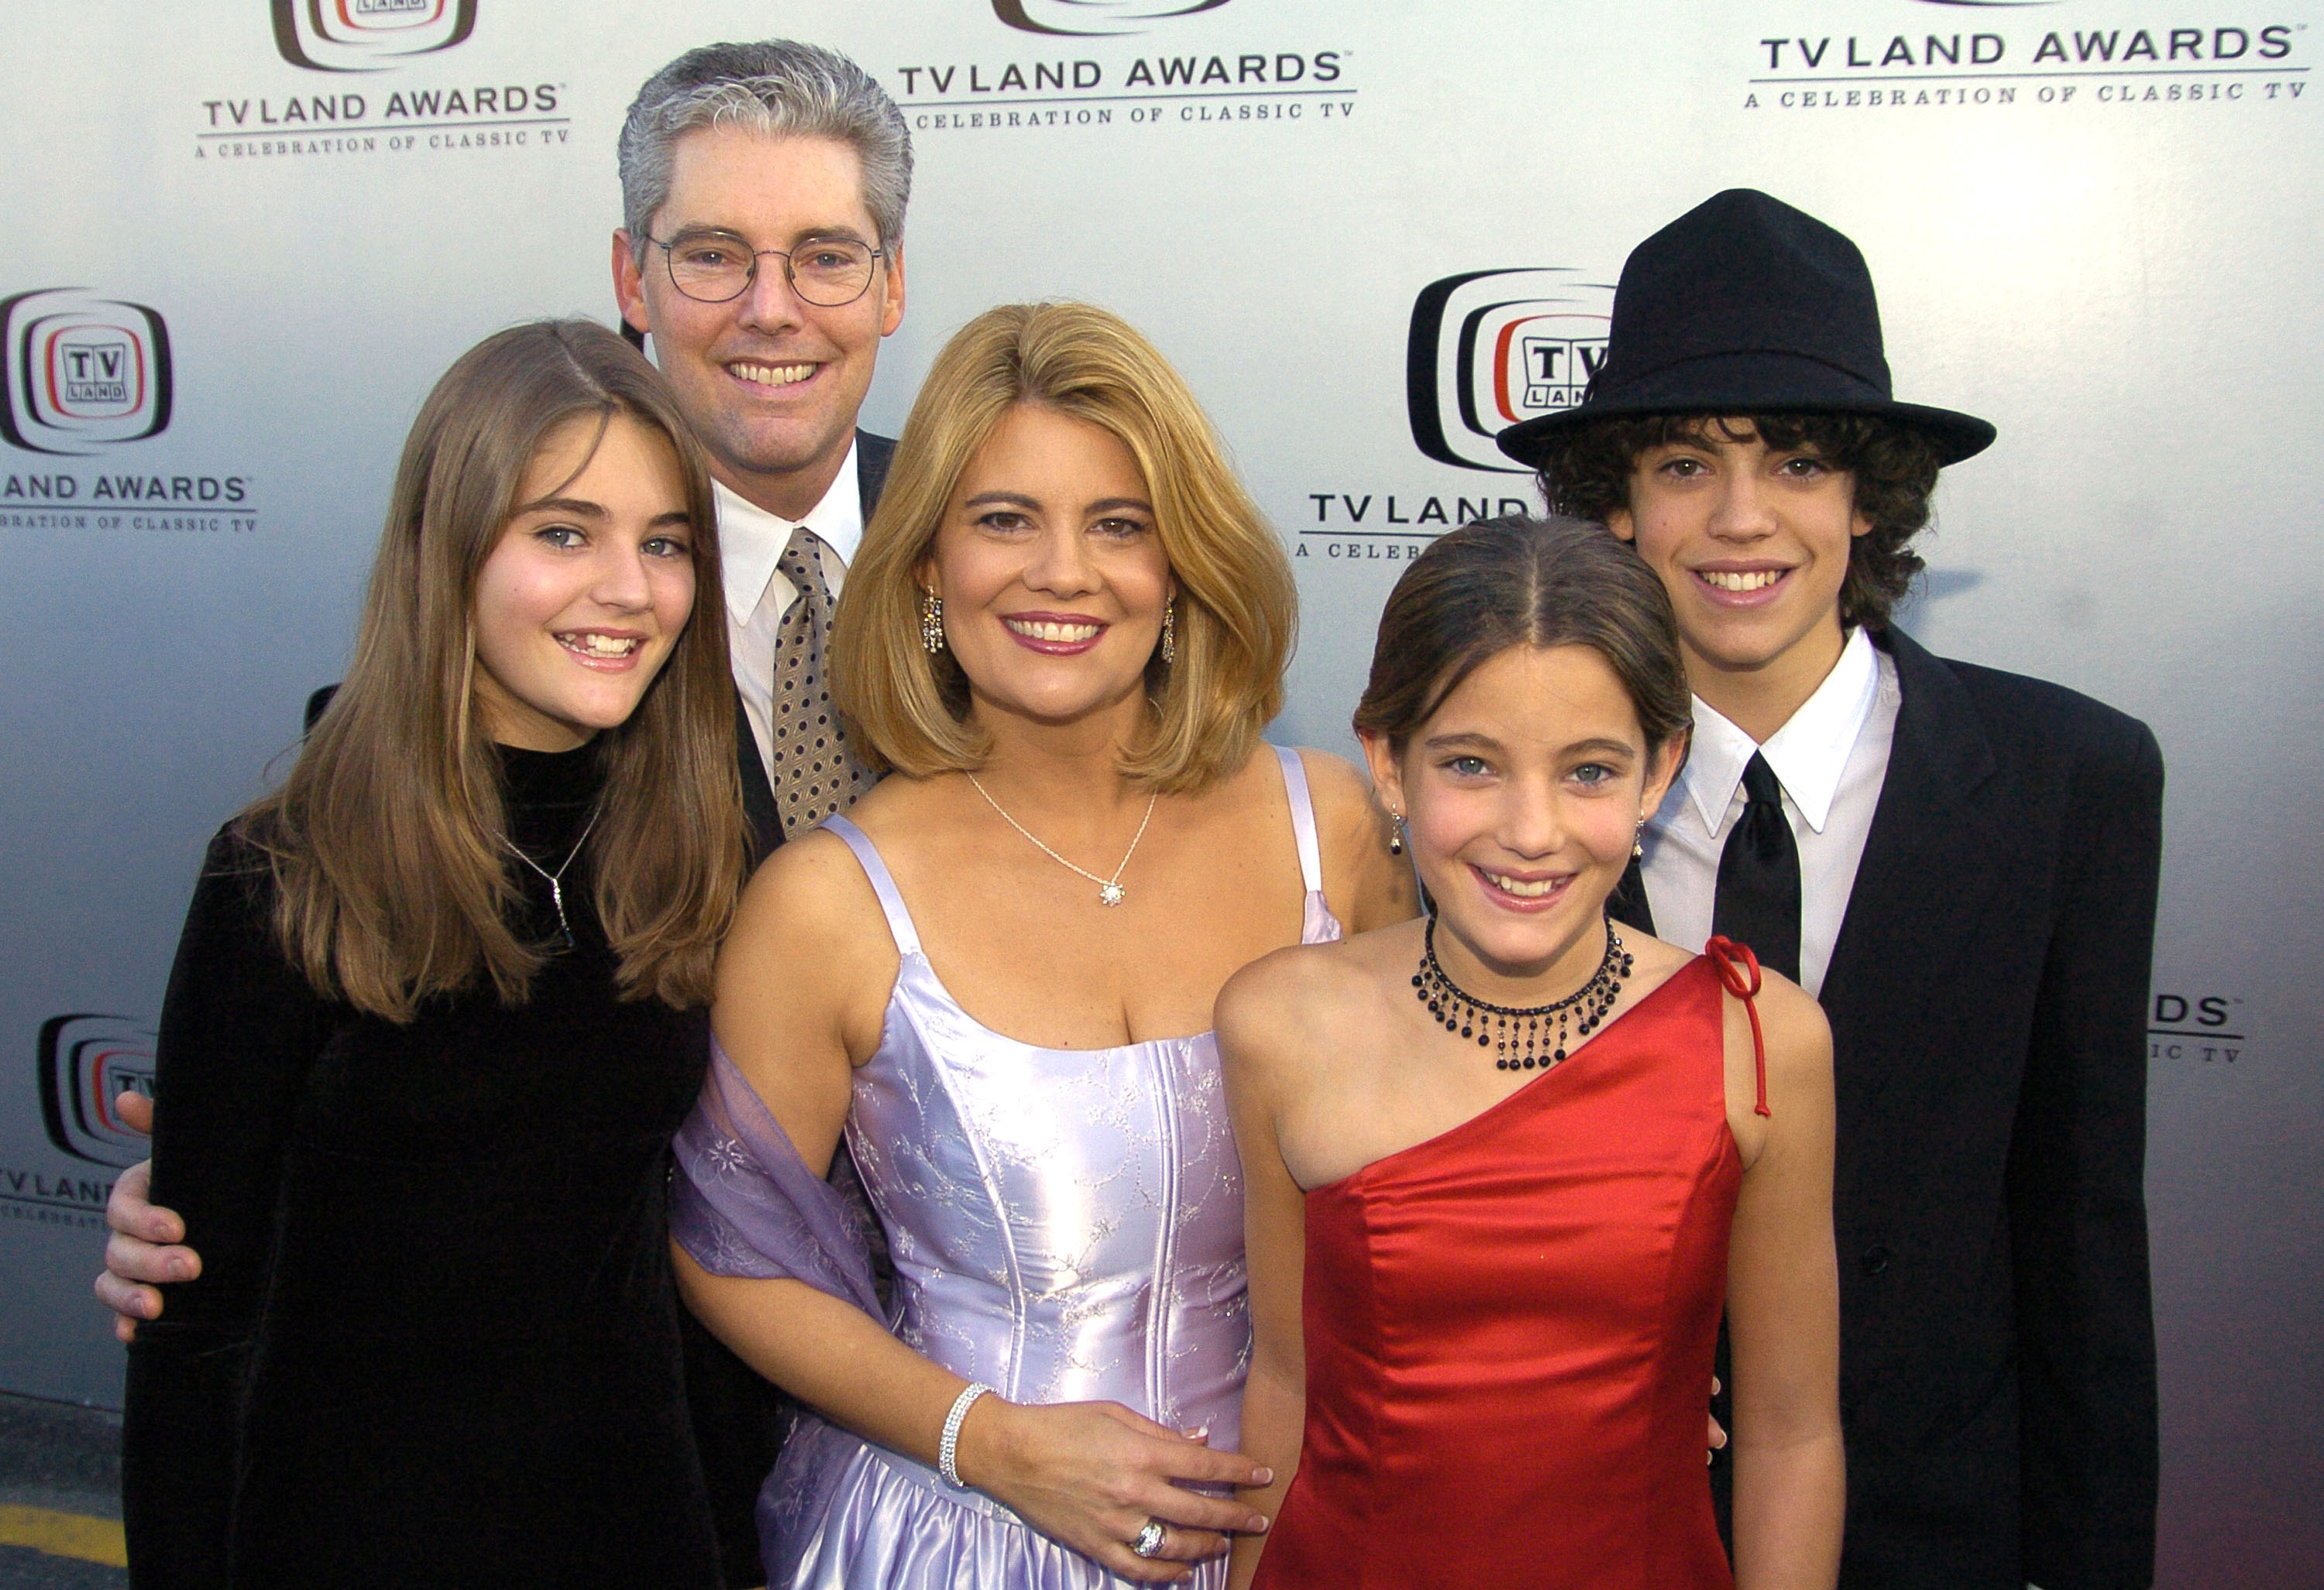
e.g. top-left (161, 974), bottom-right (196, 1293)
top-left (2, 3), bottom-right (2315, 1580)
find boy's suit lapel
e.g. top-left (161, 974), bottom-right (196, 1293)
top-left (1818, 627), bottom-right (2000, 1127)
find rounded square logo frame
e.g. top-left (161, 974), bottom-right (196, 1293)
top-left (1406, 269), bottom-right (1614, 473)
top-left (2, 290), bottom-right (173, 455)
top-left (39, 1014), bottom-right (156, 1169)
top-left (272, 0), bottom-right (479, 71)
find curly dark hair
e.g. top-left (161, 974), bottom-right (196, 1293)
top-left (1529, 411), bottom-right (1943, 630)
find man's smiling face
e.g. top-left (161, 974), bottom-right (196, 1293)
top-left (614, 125), bottom-right (905, 517)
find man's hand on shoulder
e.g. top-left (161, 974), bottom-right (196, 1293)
top-left (97, 1091), bottom-right (199, 1341)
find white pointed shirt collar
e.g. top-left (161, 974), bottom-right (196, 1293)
top-left (1681, 624), bottom-right (1882, 836)
top-left (715, 438), bottom-right (864, 627)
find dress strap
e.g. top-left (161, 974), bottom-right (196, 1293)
top-left (820, 816), bottom-right (923, 956)
top-left (1703, 936), bottom-right (1772, 1118)
top-left (1274, 745), bottom-right (1324, 895)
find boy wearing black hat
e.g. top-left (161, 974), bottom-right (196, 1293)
top-left (1501, 189), bottom-right (2161, 1590)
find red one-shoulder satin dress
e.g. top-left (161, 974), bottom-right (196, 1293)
top-left (1253, 946), bottom-right (1766, 1590)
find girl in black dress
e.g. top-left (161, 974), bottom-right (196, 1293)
top-left (122, 320), bottom-right (748, 1588)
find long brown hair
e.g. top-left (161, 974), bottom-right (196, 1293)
top-left (242, 319), bottom-right (744, 1020)
top-left (833, 302), bottom-right (1297, 795)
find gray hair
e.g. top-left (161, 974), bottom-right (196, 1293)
top-left (617, 39), bottom-right (913, 261)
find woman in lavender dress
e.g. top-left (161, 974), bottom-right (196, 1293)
top-left (669, 303), bottom-right (1414, 1588)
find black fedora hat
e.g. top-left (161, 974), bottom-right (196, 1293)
top-left (1497, 189), bottom-right (1996, 468)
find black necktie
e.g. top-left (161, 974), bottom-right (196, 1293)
top-left (1712, 752), bottom-right (1802, 984)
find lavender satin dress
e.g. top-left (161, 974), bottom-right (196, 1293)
top-left (672, 747), bottom-right (1342, 1589)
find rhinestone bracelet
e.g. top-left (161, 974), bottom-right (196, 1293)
top-left (939, 1382), bottom-right (995, 1488)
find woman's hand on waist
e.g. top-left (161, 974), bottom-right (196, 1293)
top-left (954, 1395), bottom-right (1272, 1584)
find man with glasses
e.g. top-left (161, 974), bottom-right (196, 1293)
top-left (608, 53), bottom-right (914, 1580)
top-left (100, 39), bottom-right (914, 1588)
top-left (615, 39), bottom-right (911, 854)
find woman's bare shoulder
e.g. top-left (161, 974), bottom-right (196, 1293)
top-left (1700, 951), bottom-right (1833, 1128)
top-left (1285, 745), bottom-right (1386, 844)
top-left (729, 826), bottom-right (881, 946)
top-left (1217, 919), bottom-right (1418, 1077)
top-left (716, 826), bottom-right (898, 1042)
top-left (1280, 746), bottom-right (1418, 932)
top-left (1743, 964), bottom-right (1833, 1080)
top-left (827, 770), bottom-right (985, 874)
top-left (851, 763), bottom-right (947, 814)
top-left (1286, 744), bottom-right (1369, 805)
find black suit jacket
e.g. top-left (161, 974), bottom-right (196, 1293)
top-left (686, 429), bottom-right (894, 1587)
top-left (1611, 625), bottom-right (2161, 1590)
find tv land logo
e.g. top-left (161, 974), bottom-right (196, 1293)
top-left (1, 290), bottom-right (174, 456)
top-left (39, 1015), bottom-right (154, 1169)
top-left (273, 0), bottom-right (479, 71)
top-left (1406, 270), bottom-right (1614, 474)
top-left (993, 0), bottom-right (1230, 36)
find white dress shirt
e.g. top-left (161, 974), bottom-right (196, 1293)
top-left (1637, 625), bottom-right (1899, 998)
top-left (716, 441), bottom-right (864, 789)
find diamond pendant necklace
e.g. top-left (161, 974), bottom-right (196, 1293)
top-left (503, 806), bottom-right (601, 951)
top-left (1414, 912), bottom-right (1634, 1071)
top-left (965, 772), bottom-right (1157, 907)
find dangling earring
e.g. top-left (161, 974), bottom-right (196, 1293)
top-left (1388, 805), bottom-right (1406, 856)
top-left (921, 589), bottom-right (945, 654)
top-left (1632, 813), bottom-right (1645, 860)
top-left (1160, 598), bottom-right (1176, 665)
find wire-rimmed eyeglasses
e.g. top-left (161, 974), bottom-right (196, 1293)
top-left (646, 229), bottom-right (885, 308)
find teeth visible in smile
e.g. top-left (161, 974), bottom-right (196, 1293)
top-left (1483, 870), bottom-right (1559, 898)
top-left (1006, 618), bottom-right (1102, 643)
top-left (1700, 569), bottom-right (1785, 592)
top-left (562, 633), bottom-right (640, 658)
top-left (731, 360), bottom-right (816, 386)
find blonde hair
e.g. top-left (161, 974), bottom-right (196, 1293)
top-left (242, 319), bottom-right (745, 1021)
top-left (834, 302), bottom-right (1295, 793)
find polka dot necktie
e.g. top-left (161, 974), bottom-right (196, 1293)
top-left (768, 526), bottom-right (874, 840)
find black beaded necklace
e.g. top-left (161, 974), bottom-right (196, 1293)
top-left (1413, 913), bottom-right (1635, 1072)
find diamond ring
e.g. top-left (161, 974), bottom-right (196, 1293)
top-left (1130, 1519), bottom-right (1167, 1559)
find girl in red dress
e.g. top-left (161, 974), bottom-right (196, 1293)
top-left (1220, 515), bottom-right (1843, 1589)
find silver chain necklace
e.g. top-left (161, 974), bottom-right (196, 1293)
top-left (964, 773), bottom-right (1157, 907)
top-left (503, 807), bottom-right (601, 950)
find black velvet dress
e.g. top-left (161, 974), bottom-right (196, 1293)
top-left (122, 744), bottom-right (725, 1589)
